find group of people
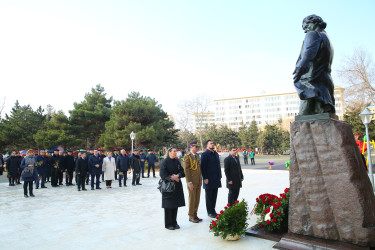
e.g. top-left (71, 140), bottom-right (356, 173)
top-left (242, 149), bottom-right (256, 165)
top-left (3, 148), bottom-right (160, 197)
top-left (3, 141), bottom-right (245, 231)
top-left (160, 140), bottom-right (244, 230)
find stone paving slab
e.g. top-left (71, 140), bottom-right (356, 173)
top-left (0, 169), bottom-right (289, 250)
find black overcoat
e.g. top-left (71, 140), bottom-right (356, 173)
top-left (201, 149), bottom-right (222, 189)
top-left (6, 156), bottom-right (21, 177)
top-left (224, 155), bottom-right (244, 189)
top-left (160, 157), bottom-right (186, 209)
top-left (76, 157), bottom-right (89, 175)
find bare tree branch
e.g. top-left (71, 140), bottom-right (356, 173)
top-left (338, 48), bottom-right (375, 112)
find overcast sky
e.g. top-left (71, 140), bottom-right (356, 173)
top-left (1, 0), bottom-right (374, 118)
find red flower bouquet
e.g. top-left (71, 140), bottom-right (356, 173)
top-left (254, 188), bottom-right (290, 232)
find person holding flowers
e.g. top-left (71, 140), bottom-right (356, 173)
top-left (20, 150), bottom-right (38, 198)
top-left (35, 150), bottom-right (49, 188)
top-left (49, 149), bottom-right (62, 187)
top-left (129, 149), bottom-right (142, 186)
top-left (116, 149), bottom-right (129, 187)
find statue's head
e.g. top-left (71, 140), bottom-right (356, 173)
top-left (302, 14), bottom-right (326, 33)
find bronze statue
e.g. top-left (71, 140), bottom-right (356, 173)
top-left (293, 15), bottom-right (335, 116)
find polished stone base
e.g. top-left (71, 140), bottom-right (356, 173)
top-left (295, 112), bottom-right (338, 121)
top-left (274, 233), bottom-right (373, 250)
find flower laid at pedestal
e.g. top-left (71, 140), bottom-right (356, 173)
top-left (209, 199), bottom-right (249, 240)
top-left (253, 188), bottom-right (290, 232)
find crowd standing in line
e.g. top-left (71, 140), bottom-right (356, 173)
top-left (2, 140), bottom-right (251, 231)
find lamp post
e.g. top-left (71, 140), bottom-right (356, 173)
top-left (130, 131), bottom-right (135, 154)
top-left (360, 107), bottom-right (374, 189)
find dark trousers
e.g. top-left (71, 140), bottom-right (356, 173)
top-left (86, 173), bottom-right (90, 184)
top-left (65, 170), bottom-right (74, 184)
top-left (147, 164), bottom-right (155, 177)
top-left (251, 158), bottom-right (255, 165)
top-left (101, 171), bottom-right (104, 181)
top-left (58, 171), bottom-right (63, 184)
top-left (91, 174), bottom-right (100, 188)
top-left (114, 170), bottom-right (118, 180)
top-left (205, 188), bottom-right (218, 215)
top-left (244, 157), bottom-right (248, 165)
top-left (24, 181), bottom-right (33, 195)
top-left (141, 164), bottom-right (145, 177)
top-left (35, 173), bottom-right (46, 188)
top-left (228, 188), bottom-right (240, 206)
top-left (132, 171), bottom-right (140, 185)
top-left (77, 174), bottom-right (86, 190)
top-left (51, 168), bottom-right (59, 186)
top-left (106, 180), bottom-right (112, 187)
top-left (164, 208), bottom-right (178, 227)
top-left (119, 172), bottom-right (127, 186)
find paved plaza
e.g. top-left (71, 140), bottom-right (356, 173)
top-left (0, 169), bottom-right (289, 250)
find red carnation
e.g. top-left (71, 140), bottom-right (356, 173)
top-left (267, 220), bottom-right (271, 225)
top-left (278, 202), bottom-right (282, 206)
top-left (212, 221), bottom-right (216, 227)
top-left (261, 214), bottom-right (264, 217)
top-left (256, 198), bottom-right (259, 202)
top-left (260, 223), bottom-right (264, 227)
top-left (274, 205), bottom-right (278, 210)
top-left (227, 203), bottom-right (231, 207)
top-left (216, 215), bottom-right (219, 219)
top-left (277, 197), bottom-right (281, 201)
top-left (273, 218), bottom-right (277, 222)
top-left (235, 200), bottom-right (239, 204)
top-left (224, 206), bottom-right (228, 210)
top-left (270, 213), bottom-right (274, 218)
top-left (277, 211), bottom-right (281, 215)
top-left (284, 188), bottom-right (289, 193)
top-left (262, 200), bottom-right (266, 204)
top-left (220, 210), bottom-right (224, 214)
top-left (210, 225), bottom-right (212, 230)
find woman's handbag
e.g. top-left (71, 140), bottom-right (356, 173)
top-left (21, 166), bottom-right (34, 178)
top-left (157, 179), bottom-right (175, 193)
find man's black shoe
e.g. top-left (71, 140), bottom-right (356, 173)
top-left (41, 186), bottom-right (47, 188)
top-left (36, 187), bottom-right (39, 189)
top-left (82, 188), bottom-right (88, 191)
top-left (166, 226), bottom-right (175, 230)
top-left (30, 194), bottom-right (35, 197)
top-left (132, 184), bottom-right (136, 186)
top-left (136, 183), bottom-right (142, 185)
top-left (119, 184), bottom-right (122, 187)
top-left (174, 224), bottom-right (180, 229)
top-left (96, 187), bottom-right (102, 189)
top-left (91, 187), bottom-right (94, 190)
top-left (208, 213), bottom-right (217, 218)
top-left (24, 194), bottom-right (28, 198)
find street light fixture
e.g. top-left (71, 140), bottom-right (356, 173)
top-left (130, 131), bottom-right (135, 154)
top-left (360, 107), bottom-right (374, 189)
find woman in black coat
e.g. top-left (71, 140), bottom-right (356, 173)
top-left (6, 151), bottom-right (21, 186)
top-left (160, 147), bottom-right (185, 230)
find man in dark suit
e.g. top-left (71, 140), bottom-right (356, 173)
top-left (224, 147), bottom-right (244, 206)
top-left (76, 152), bottom-right (89, 191)
top-left (88, 149), bottom-right (103, 190)
top-left (201, 140), bottom-right (222, 218)
top-left (63, 150), bottom-right (75, 186)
